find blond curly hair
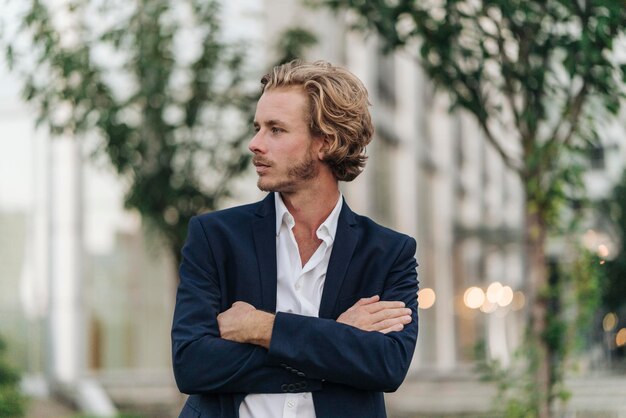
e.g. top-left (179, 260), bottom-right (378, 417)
top-left (261, 60), bottom-right (374, 182)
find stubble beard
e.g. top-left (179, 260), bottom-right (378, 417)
top-left (257, 153), bottom-right (318, 193)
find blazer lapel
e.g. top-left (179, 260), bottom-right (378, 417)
top-left (252, 193), bottom-right (277, 312)
top-left (318, 201), bottom-right (358, 319)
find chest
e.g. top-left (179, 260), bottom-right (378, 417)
top-left (275, 228), bottom-right (332, 316)
top-left (293, 232), bottom-right (322, 266)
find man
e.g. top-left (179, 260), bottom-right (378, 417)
top-left (172, 60), bottom-right (419, 418)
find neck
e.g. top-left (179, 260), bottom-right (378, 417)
top-left (279, 180), bottom-right (340, 235)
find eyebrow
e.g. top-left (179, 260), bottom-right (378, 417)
top-left (253, 119), bottom-right (286, 128)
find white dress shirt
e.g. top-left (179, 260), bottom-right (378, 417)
top-left (239, 192), bottom-right (343, 418)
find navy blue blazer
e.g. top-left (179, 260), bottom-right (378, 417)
top-left (172, 193), bottom-right (419, 418)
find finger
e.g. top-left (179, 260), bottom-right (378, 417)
top-left (371, 314), bottom-right (412, 331)
top-left (355, 295), bottom-right (380, 306)
top-left (348, 295), bottom-right (380, 312)
top-left (379, 323), bottom-right (405, 334)
top-left (371, 308), bottom-right (412, 323)
top-left (365, 300), bottom-right (406, 313)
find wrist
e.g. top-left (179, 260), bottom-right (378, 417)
top-left (247, 310), bottom-right (274, 348)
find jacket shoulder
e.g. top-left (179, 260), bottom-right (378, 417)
top-left (192, 201), bottom-right (262, 229)
top-left (196, 201), bottom-right (260, 219)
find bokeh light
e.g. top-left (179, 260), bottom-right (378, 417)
top-left (463, 286), bottom-right (485, 309)
top-left (603, 312), bottom-right (618, 332)
top-left (480, 300), bottom-right (498, 314)
top-left (497, 285), bottom-right (514, 307)
top-left (486, 282), bottom-right (503, 304)
top-left (512, 291), bottom-right (526, 311)
top-left (616, 328), bottom-right (626, 347)
top-left (418, 288), bottom-right (436, 309)
top-left (597, 244), bottom-right (609, 258)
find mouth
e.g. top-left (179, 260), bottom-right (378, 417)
top-left (254, 165), bottom-right (269, 175)
top-left (253, 158), bottom-right (272, 174)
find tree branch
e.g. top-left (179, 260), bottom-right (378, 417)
top-left (476, 115), bottom-right (524, 174)
top-left (545, 79), bottom-right (588, 149)
top-left (490, 12), bottom-right (523, 139)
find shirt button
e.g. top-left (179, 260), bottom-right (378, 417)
top-left (287, 400), bottom-right (295, 408)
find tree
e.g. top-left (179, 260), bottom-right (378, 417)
top-left (0, 336), bottom-right (26, 418)
top-left (601, 170), bottom-right (626, 312)
top-left (320, 1), bottom-right (626, 416)
top-left (1, 0), bottom-right (256, 266)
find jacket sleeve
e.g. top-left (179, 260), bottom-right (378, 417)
top-left (171, 216), bottom-right (322, 395)
top-left (266, 236), bottom-right (419, 393)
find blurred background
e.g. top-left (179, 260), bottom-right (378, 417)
top-left (1, 0), bottom-right (626, 417)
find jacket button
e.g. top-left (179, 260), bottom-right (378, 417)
top-left (288, 383), bottom-right (296, 392)
top-left (297, 372), bottom-right (305, 377)
top-left (281, 384), bottom-right (288, 392)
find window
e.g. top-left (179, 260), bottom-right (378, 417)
top-left (589, 144), bottom-right (605, 170)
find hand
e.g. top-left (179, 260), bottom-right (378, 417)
top-left (337, 295), bottom-right (412, 334)
top-left (217, 301), bottom-right (274, 348)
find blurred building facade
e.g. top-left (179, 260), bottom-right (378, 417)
top-left (1, 0), bottom-right (625, 412)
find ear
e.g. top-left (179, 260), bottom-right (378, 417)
top-left (315, 135), bottom-right (331, 161)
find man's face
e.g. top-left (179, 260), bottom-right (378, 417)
top-left (249, 87), bottom-right (321, 193)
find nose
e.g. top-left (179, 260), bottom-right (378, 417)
top-left (248, 130), bottom-right (265, 154)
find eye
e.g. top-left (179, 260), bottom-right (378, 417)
top-left (271, 127), bottom-right (283, 134)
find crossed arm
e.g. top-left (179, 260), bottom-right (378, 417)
top-left (218, 295), bottom-right (413, 349)
top-left (172, 216), bottom-right (418, 395)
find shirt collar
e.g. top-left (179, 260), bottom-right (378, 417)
top-left (274, 192), bottom-right (343, 242)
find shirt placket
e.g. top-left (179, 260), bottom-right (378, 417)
top-left (286, 223), bottom-right (305, 313)
top-left (282, 393), bottom-right (299, 418)
top-left (299, 242), bottom-right (328, 316)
